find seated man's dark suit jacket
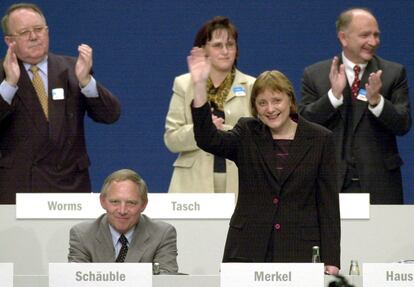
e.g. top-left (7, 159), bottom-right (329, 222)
top-left (68, 214), bottom-right (179, 274)
top-left (192, 103), bottom-right (341, 268)
top-left (0, 53), bottom-right (121, 204)
top-left (300, 55), bottom-right (411, 204)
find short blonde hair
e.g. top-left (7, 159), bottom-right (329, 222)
top-left (100, 169), bottom-right (148, 202)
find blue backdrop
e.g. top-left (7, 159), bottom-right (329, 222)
top-left (1, 1), bottom-right (413, 202)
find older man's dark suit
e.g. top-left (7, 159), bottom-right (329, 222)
top-left (192, 103), bottom-right (341, 268)
top-left (300, 55), bottom-right (411, 204)
top-left (0, 53), bottom-right (121, 204)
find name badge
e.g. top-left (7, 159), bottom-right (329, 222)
top-left (356, 88), bottom-right (367, 101)
top-left (49, 263), bottom-right (152, 287)
top-left (0, 263), bottom-right (13, 287)
top-left (364, 263), bottom-right (414, 287)
top-left (233, 86), bottom-right (246, 96)
top-left (52, 88), bottom-right (65, 100)
top-left (221, 263), bottom-right (324, 287)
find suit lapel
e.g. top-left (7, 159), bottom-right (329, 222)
top-left (96, 215), bottom-right (117, 262)
top-left (225, 70), bottom-right (249, 103)
top-left (253, 122), bottom-right (281, 185)
top-left (277, 117), bottom-right (312, 186)
top-left (352, 58), bottom-right (379, 132)
top-left (125, 215), bottom-right (150, 262)
top-left (16, 61), bottom-right (49, 136)
top-left (47, 54), bottom-right (68, 146)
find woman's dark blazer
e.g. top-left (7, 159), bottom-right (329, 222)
top-left (192, 103), bottom-right (341, 268)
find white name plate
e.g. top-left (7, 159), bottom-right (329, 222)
top-left (144, 193), bottom-right (235, 219)
top-left (49, 263), bottom-right (151, 287)
top-left (16, 193), bottom-right (235, 219)
top-left (220, 263), bottom-right (324, 287)
top-left (16, 193), bottom-right (104, 219)
top-left (0, 263), bottom-right (13, 287)
top-left (363, 263), bottom-right (414, 287)
top-left (339, 193), bottom-right (370, 219)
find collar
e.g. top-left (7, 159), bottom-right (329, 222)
top-left (24, 56), bottom-right (48, 75)
top-left (341, 52), bottom-right (367, 79)
top-left (108, 224), bottom-right (136, 247)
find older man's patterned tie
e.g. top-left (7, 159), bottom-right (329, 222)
top-left (351, 65), bottom-right (361, 100)
top-left (30, 65), bottom-right (48, 119)
top-left (115, 234), bottom-right (128, 262)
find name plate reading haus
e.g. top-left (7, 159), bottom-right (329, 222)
top-left (16, 193), bottom-right (235, 219)
top-left (49, 263), bottom-right (151, 287)
top-left (339, 193), bottom-right (370, 219)
top-left (363, 263), bottom-right (414, 287)
top-left (0, 263), bottom-right (13, 287)
top-left (220, 263), bottom-right (324, 287)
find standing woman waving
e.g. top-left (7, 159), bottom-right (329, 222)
top-left (189, 47), bottom-right (341, 275)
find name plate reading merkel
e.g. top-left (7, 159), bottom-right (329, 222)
top-left (363, 263), bottom-right (414, 287)
top-left (49, 263), bottom-right (151, 287)
top-left (16, 193), bottom-right (235, 219)
top-left (221, 263), bottom-right (324, 287)
top-left (0, 263), bottom-right (13, 287)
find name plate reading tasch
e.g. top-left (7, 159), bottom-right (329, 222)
top-left (49, 263), bottom-right (151, 287)
top-left (16, 193), bottom-right (235, 219)
top-left (364, 263), bottom-right (414, 287)
top-left (220, 263), bottom-right (324, 287)
top-left (0, 263), bottom-right (13, 287)
top-left (144, 193), bottom-right (235, 218)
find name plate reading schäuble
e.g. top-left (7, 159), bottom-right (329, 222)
top-left (220, 263), bottom-right (324, 287)
top-left (0, 263), bottom-right (13, 287)
top-left (16, 193), bottom-right (235, 219)
top-left (49, 263), bottom-right (151, 287)
top-left (363, 263), bottom-right (414, 287)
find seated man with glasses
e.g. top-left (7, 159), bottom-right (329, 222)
top-left (68, 169), bottom-right (179, 274)
top-left (0, 3), bottom-right (121, 204)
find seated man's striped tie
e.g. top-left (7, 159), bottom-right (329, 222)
top-left (115, 234), bottom-right (128, 262)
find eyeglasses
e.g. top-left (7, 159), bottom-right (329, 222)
top-left (207, 41), bottom-right (236, 51)
top-left (8, 25), bottom-right (48, 40)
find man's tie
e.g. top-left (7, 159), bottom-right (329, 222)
top-left (351, 65), bottom-right (361, 100)
top-left (115, 234), bottom-right (128, 262)
top-left (30, 65), bottom-right (49, 120)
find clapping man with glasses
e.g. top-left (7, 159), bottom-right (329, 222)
top-left (0, 3), bottom-right (121, 204)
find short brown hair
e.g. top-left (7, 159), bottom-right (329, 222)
top-left (2, 3), bottom-right (46, 35)
top-left (193, 16), bottom-right (239, 64)
top-left (100, 169), bottom-right (148, 202)
top-left (250, 70), bottom-right (297, 118)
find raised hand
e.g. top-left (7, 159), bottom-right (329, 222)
top-left (187, 47), bottom-right (211, 107)
top-left (329, 56), bottom-right (346, 99)
top-left (187, 47), bottom-right (210, 85)
top-left (75, 44), bottom-right (93, 87)
top-left (365, 70), bottom-right (382, 106)
top-left (3, 43), bottom-right (20, 86)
